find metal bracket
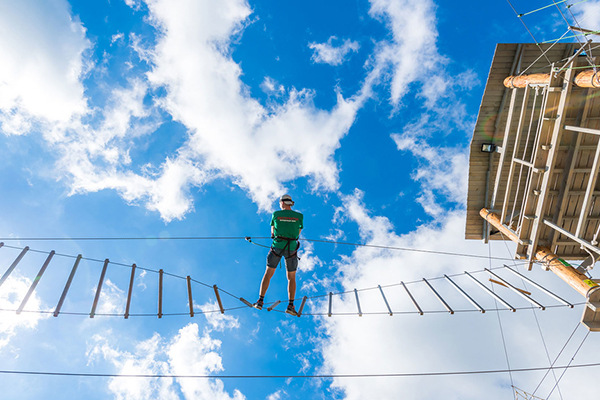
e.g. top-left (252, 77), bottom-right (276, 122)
top-left (581, 287), bottom-right (600, 331)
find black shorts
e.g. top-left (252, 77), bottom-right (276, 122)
top-left (267, 247), bottom-right (298, 272)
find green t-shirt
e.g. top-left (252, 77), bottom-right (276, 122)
top-left (271, 210), bottom-right (304, 250)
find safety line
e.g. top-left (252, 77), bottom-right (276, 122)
top-left (519, 0), bottom-right (568, 17)
top-left (545, 330), bottom-right (590, 399)
top-left (0, 362), bottom-right (599, 380)
top-left (0, 236), bottom-right (519, 261)
top-left (506, 0), bottom-right (553, 65)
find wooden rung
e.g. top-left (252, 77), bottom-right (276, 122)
top-left (298, 296), bottom-right (307, 317)
top-left (267, 300), bottom-right (281, 311)
top-left (444, 275), bottom-right (485, 313)
top-left (354, 289), bottom-right (362, 317)
top-left (54, 254), bottom-right (82, 317)
top-left (90, 259), bottom-right (109, 318)
top-left (502, 265), bottom-right (573, 307)
top-left (401, 281), bottom-right (423, 315)
top-left (489, 278), bottom-right (532, 296)
top-left (465, 271), bottom-right (515, 312)
top-left (485, 268), bottom-right (545, 310)
top-left (378, 285), bottom-right (393, 316)
top-left (328, 292), bottom-right (333, 317)
top-left (124, 264), bottom-right (136, 319)
top-left (158, 269), bottom-right (163, 318)
top-left (423, 278), bottom-right (453, 314)
top-left (17, 251), bottom-right (55, 314)
top-left (0, 246), bottom-right (29, 288)
top-left (187, 276), bottom-right (194, 317)
top-left (213, 285), bottom-right (225, 314)
top-left (240, 297), bottom-right (253, 308)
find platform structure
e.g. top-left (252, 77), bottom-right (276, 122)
top-left (466, 42), bottom-right (600, 331)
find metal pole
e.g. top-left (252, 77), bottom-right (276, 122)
top-left (213, 285), bottom-right (224, 314)
top-left (158, 269), bottom-right (163, 319)
top-left (378, 285), bottom-right (393, 316)
top-left (354, 289), bottom-right (362, 317)
top-left (187, 276), bottom-right (194, 317)
top-left (90, 259), bottom-right (109, 318)
top-left (124, 264), bottom-right (136, 319)
top-left (54, 254), bottom-right (82, 317)
top-left (502, 265), bottom-right (573, 307)
top-left (328, 292), bottom-right (333, 317)
top-left (0, 246), bottom-right (29, 288)
top-left (465, 271), bottom-right (515, 311)
top-left (298, 296), bottom-right (307, 317)
top-left (444, 274), bottom-right (485, 313)
top-left (401, 281), bottom-right (423, 315)
top-left (423, 278), bottom-right (453, 314)
top-left (17, 251), bottom-right (55, 314)
top-left (485, 268), bottom-right (545, 310)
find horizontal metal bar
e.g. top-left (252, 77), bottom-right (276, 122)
top-left (240, 297), bottom-right (253, 308)
top-left (564, 125), bottom-right (600, 136)
top-left (90, 259), bottom-right (109, 318)
top-left (485, 269), bottom-right (545, 310)
top-left (354, 289), bottom-right (362, 317)
top-left (298, 296), bottom-right (307, 317)
top-left (54, 254), bottom-right (82, 317)
top-left (267, 300), bottom-right (281, 312)
top-left (0, 246), bottom-right (29, 288)
top-left (401, 281), bottom-right (423, 315)
top-left (465, 271), bottom-right (516, 311)
top-left (444, 275), bottom-right (485, 313)
top-left (378, 285), bottom-right (393, 316)
top-left (513, 158), bottom-right (545, 173)
top-left (543, 219), bottom-right (600, 257)
top-left (502, 265), bottom-right (574, 307)
top-left (17, 251), bottom-right (55, 314)
top-left (423, 278), bottom-right (453, 314)
top-left (124, 264), bottom-right (136, 319)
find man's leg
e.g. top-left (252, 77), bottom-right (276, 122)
top-left (259, 266), bottom-right (276, 297)
top-left (286, 270), bottom-right (296, 301)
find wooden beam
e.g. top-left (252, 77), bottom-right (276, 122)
top-left (482, 208), bottom-right (600, 298)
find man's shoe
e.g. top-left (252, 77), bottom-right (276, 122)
top-left (285, 304), bottom-right (298, 316)
top-left (253, 300), bottom-right (263, 310)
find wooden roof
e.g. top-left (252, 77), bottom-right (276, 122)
top-left (466, 43), bottom-right (600, 260)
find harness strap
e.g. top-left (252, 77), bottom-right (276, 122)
top-left (272, 236), bottom-right (300, 257)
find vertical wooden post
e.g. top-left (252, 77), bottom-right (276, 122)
top-left (90, 259), bottom-right (109, 318)
top-left (54, 254), bottom-right (82, 317)
top-left (187, 276), bottom-right (194, 317)
top-left (213, 285), bottom-right (224, 314)
top-left (124, 264), bottom-right (136, 319)
top-left (297, 296), bottom-right (307, 317)
top-left (17, 251), bottom-right (55, 314)
top-left (158, 269), bottom-right (163, 319)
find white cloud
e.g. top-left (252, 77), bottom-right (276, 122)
top-left (199, 301), bottom-right (240, 331)
top-left (0, 275), bottom-right (50, 350)
top-left (573, 1), bottom-right (600, 29)
top-left (0, 0), bottom-right (90, 134)
top-left (88, 322), bottom-right (244, 400)
top-left (317, 190), bottom-right (598, 399)
top-left (365, 0), bottom-right (441, 105)
top-left (392, 132), bottom-right (468, 216)
top-left (309, 36), bottom-right (360, 66)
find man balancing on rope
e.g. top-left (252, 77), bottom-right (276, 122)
top-left (254, 194), bottom-right (303, 316)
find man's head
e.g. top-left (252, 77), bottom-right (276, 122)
top-left (279, 194), bottom-right (294, 210)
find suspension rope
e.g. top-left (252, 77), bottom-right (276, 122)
top-left (545, 330), bottom-right (590, 398)
top-left (519, 0), bottom-right (569, 18)
top-left (498, 232), bottom-right (564, 400)
top-left (506, 0), bottom-right (553, 65)
top-left (0, 362), bottom-right (598, 380)
top-left (532, 322), bottom-right (580, 396)
top-left (0, 235), bottom-right (521, 262)
top-left (487, 240), bottom-right (515, 391)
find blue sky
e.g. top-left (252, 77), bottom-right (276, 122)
top-left (1, 0), bottom-right (599, 399)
